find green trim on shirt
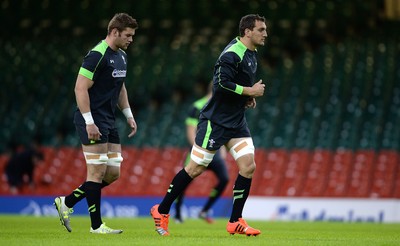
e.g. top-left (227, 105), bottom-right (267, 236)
top-left (235, 85), bottom-right (244, 95)
top-left (92, 40), bottom-right (108, 55)
top-left (225, 37), bottom-right (247, 61)
top-left (79, 67), bottom-right (94, 80)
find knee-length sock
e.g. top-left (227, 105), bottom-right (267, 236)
top-left (158, 169), bottom-right (192, 214)
top-left (64, 180), bottom-right (109, 208)
top-left (229, 174), bottom-right (252, 222)
top-left (84, 181), bottom-right (102, 229)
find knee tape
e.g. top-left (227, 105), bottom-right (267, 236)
top-left (84, 152), bottom-right (108, 165)
top-left (190, 145), bottom-right (215, 167)
top-left (229, 138), bottom-right (255, 160)
top-left (107, 152), bottom-right (123, 167)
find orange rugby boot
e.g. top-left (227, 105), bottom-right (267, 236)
top-left (226, 218), bottom-right (261, 236)
top-left (150, 204), bottom-right (170, 236)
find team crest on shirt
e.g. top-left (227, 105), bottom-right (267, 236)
top-left (209, 139), bottom-right (215, 148)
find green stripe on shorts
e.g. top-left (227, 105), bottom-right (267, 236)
top-left (201, 120), bottom-right (212, 148)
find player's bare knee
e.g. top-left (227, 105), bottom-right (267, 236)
top-left (239, 161), bottom-right (256, 178)
top-left (104, 153), bottom-right (122, 183)
top-left (247, 161), bottom-right (257, 174)
top-left (104, 168), bottom-right (120, 183)
top-left (87, 168), bottom-right (107, 181)
top-left (84, 152), bottom-right (108, 180)
top-left (104, 174), bottom-right (119, 183)
top-left (236, 154), bottom-right (256, 176)
top-left (185, 161), bottom-right (206, 178)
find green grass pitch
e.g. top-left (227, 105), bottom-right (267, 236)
top-left (0, 215), bottom-right (399, 245)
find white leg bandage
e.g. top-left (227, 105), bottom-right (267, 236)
top-left (190, 145), bottom-right (215, 167)
top-left (84, 152), bottom-right (108, 165)
top-left (107, 152), bottom-right (123, 167)
top-left (229, 138), bottom-right (255, 160)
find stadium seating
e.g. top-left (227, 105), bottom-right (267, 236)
top-left (301, 149), bottom-right (332, 197)
top-left (370, 150), bottom-right (398, 198)
top-left (2, 147), bottom-right (400, 198)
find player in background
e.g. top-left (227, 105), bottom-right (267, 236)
top-left (174, 82), bottom-right (229, 224)
top-left (54, 13), bottom-right (138, 234)
top-left (151, 14), bottom-right (267, 236)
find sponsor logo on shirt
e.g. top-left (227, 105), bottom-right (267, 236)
top-left (112, 69), bottom-right (126, 78)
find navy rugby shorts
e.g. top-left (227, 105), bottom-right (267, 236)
top-left (74, 111), bottom-right (120, 145)
top-left (194, 117), bottom-right (251, 151)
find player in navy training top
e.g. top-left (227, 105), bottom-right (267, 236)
top-left (202, 37), bottom-right (260, 130)
top-left (151, 14), bottom-right (267, 236)
top-left (54, 13), bottom-right (138, 234)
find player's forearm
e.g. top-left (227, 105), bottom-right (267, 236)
top-left (118, 84), bottom-right (131, 110)
top-left (118, 84), bottom-right (135, 119)
top-left (241, 86), bottom-right (256, 97)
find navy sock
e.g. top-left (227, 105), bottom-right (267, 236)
top-left (158, 169), bottom-right (192, 214)
top-left (229, 174), bottom-right (251, 222)
top-left (65, 180), bottom-right (109, 208)
top-left (84, 181), bottom-right (102, 229)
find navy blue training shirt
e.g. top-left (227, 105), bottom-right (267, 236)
top-left (78, 40), bottom-right (128, 124)
top-left (201, 37), bottom-right (258, 129)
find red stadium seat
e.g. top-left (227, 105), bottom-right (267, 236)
top-left (252, 149), bottom-right (288, 196)
top-left (323, 149), bottom-right (354, 197)
top-left (370, 150), bottom-right (398, 198)
top-left (277, 149), bottom-right (310, 196)
top-left (301, 149), bottom-right (332, 197)
top-left (347, 150), bottom-right (375, 197)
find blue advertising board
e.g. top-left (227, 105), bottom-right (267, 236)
top-left (0, 196), bottom-right (232, 218)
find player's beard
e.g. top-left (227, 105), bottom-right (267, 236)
top-left (117, 41), bottom-right (129, 50)
top-left (116, 34), bottom-right (130, 50)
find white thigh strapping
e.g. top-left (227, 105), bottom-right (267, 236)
top-left (229, 138), bottom-right (255, 160)
top-left (107, 152), bottom-right (123, 167)
top-left (84, 152), bottom-right (108, 165)
top-left (190, 145), bottom-right (215, 167)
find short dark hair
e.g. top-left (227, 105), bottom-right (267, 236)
top-left (108, 13), bottom-right (138, 34)
top-left (239, 14), bottom-right (266, 37)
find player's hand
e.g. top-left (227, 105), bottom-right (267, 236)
top-left (245, 97), bottom-right (257, 109)
top-left (251, 80), bottom-right (265, 97)
top-left (127, 117), bottom-right (137, 138)
top-left (86, 124), bottom-right (102, 141)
